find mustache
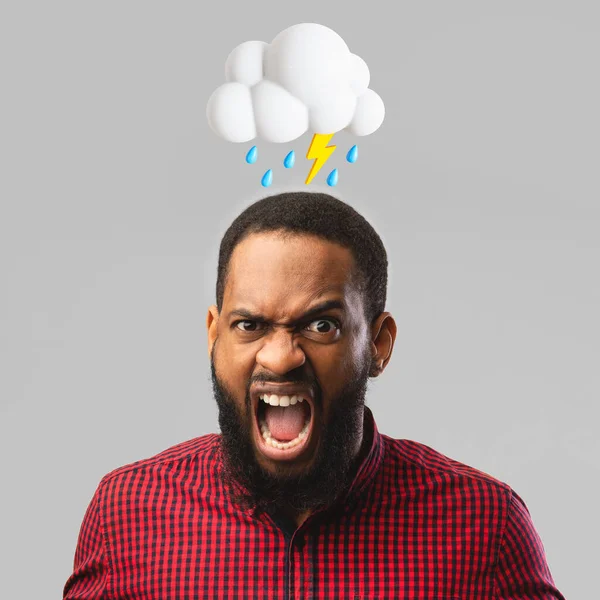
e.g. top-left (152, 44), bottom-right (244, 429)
top-left (209, 356), bottom-right (320, 405)
top-left (248, 376), bottom-right (315, 386)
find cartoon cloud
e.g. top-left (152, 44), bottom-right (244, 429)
top-left (206, 23), bottom-right (385, 184)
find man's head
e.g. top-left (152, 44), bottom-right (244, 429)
top-left (206, 191), bottom-right (396, 521)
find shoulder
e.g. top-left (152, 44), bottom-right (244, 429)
top-left (96, 433), bottom-right (221, 492)
top-left (381, 435), bottom-right (513, 503)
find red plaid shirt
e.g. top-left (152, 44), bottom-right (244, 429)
top-left (63, 407), bottom-right (565, 599)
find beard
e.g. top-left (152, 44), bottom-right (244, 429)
top-left (210, 341), bottom-right (373, 521)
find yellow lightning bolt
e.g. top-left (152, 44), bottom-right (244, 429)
top-left (305, 133), bottom-right (336, 185)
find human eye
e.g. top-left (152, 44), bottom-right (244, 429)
top-left (234, 320), bottom-right (265, 333)
top-left (305, 318), bottom-right (341, 335)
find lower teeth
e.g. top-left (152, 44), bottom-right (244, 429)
top-left (259, 417), bottom-right (311, 450)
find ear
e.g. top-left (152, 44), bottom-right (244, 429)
top-left (207, 305), bottom-right (220, 359)
top-left (369, 312), bottom-right (397, 377)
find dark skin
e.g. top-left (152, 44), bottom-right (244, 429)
top-left (207, 231), bottom-right (396, 528)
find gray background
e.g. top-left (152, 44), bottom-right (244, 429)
top-left (1, 2), bottom-right (596, 598)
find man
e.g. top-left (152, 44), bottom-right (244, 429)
top-left (63, 191), bottom-right (565, 599)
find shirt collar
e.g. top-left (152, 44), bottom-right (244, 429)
top-left (217, 404), bottom-right (385, 519)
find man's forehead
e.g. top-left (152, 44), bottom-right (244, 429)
top-left (227, 283), bottom-right (345, 308)
top-left (226, 233), bottom-right (358, 296)
top-left (223, 282), bottom-right (367, 332)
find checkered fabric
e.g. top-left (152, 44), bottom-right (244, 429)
top-left (63, 406), bottom-right (565, 599)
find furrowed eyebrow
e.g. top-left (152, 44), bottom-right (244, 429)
top-left (229, 299), bottom-right (345, 326)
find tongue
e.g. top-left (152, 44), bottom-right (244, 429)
top-left (265, 403), bottom-right (309, 441)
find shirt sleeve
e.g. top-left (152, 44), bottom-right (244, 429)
top-left (493, 488), bottom-right (566, 600)
top-left (62, 483), bottom-right (111, 599)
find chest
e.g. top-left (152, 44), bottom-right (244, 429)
top-left (107, 500), bottom-right (496, 599)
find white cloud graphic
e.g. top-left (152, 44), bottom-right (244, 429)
top-left (206, 23), bottom-right (385, 143)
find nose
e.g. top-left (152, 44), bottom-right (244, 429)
top-left (255, 328), bottom-right (306, 374)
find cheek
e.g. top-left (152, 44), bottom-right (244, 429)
top-left (215, 339), bottom-right (255, 397)
top-left (333, 337), bottom-right (370, 382)
top-left (314, 345), bottom-right (353, 395)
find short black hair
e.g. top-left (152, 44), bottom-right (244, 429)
top-left (216, 191), bottom-right (388, 326)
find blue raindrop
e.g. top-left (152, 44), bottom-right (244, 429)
top-left (283, 150), bottom-right (295, 168)
top-left (326, 168), bottom-right (339, 187)
top-left (245, 145), bottom-right (258, 164)
top-left (261, 169), bottom-right (273, 187)
top-left (346, 145), bottom-right (358, 163)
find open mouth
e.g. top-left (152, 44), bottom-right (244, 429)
top-left (253, 394), bottom-right (315, 461)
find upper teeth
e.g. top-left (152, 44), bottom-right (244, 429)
top-left (259, 394), bottom-right (305, 407)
